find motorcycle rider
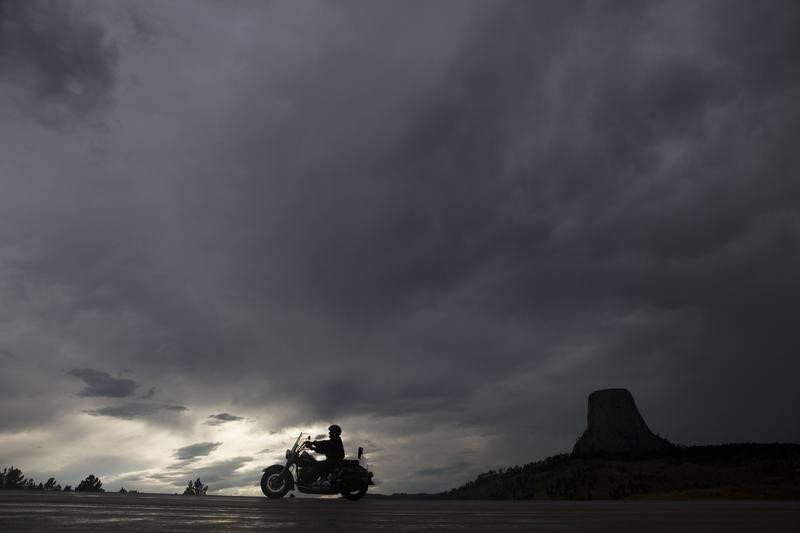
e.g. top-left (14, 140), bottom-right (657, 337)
top-left (303, 424), bottom-right (345, 485)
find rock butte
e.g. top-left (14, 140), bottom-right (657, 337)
top-left (573, 388), bottom-right (674, 455)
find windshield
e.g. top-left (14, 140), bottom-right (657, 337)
top-left (290, 432), bottom-right (308, 453)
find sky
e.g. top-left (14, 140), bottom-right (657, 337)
top-left (1, 0), bottom-right (799, 495)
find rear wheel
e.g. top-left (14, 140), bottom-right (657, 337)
top-left (261, 466), bottom-right (292, 499)
top-left (340, 478), bottom-right (368, 501)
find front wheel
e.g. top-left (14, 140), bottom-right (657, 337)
top-left (261, 466), bottom-right (292, 499)
top-left (340, 478), bottom-right (368, 501)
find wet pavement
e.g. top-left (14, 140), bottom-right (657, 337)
top-left (1, 491), bottom-right (799, 531)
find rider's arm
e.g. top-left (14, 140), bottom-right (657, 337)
top-left (312, 440), bottom-right (330, 453)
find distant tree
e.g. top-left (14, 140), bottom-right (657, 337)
top-left (63, 485), bottom-right (73, 492)
top-left (43, 478), bottom-right (61, 491)
top-left (24, 479), bottom-right (37, 490)
top-left (183, 478), bottom-right (208, 495)
top-left (118, 487), bottom-right (127, 494)
top-left (1, 467), bottom-right (26, 490)
top-left (76, 475), bottom-right (104, 492)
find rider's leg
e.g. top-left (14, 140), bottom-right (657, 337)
top-left (314, 460), bottom-right (334, 482)
top-left (302, 459), bottom-right (329, 485)
top-left (301, 463), bottom-right (319, 485)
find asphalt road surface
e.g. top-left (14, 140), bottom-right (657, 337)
top-left (1, 491), bottom-right (799, 532)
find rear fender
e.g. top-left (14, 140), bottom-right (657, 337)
top-left (338, 469), bottom-right (372, 484)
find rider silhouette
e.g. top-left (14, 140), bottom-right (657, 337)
top-left (304, 424), bottom-right (345, 484)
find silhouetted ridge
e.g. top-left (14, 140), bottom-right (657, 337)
top-left (442, 443), bottom-right (800, 500)
top-left (437, 390), bottom-right (799, 500)
top-left (572, 389), bottom-right (674, 456)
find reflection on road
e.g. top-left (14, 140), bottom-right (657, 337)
top-left (1, 492), bottom-right (799, 532)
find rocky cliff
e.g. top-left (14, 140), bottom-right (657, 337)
top-left (572, 388), bottom-right (674, 455)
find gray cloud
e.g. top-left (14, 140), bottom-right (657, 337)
top-left (67, 368), bottom-right (137, 398)
top-left (31, 454), bottom-right (150, 490)
top-left (183, 456), bottom-right (255, 487)
top-left (137, 387), bottom-right (157, 399)
top-left (415, 461), bottom-right (474, 478)
top-left (85, 403), bottom-right (187, 420)
top-left (0, 0), bottom-right (118, 123)
top-left (204, 413), bottom-right (245, 426)
top-left (151, 456), bottom-right (257, 492)
top-left (173, 442), bottom-right (221, 461)
top-left (186, 457), bottom-right (261, 492)
top-left (0, 349), bottom-right (19, 360)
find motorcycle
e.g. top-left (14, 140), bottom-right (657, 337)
top-left (260, 432), bottom-right (374, 500)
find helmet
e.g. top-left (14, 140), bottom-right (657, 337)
top-left (328, 424), bottom-right (342, 436)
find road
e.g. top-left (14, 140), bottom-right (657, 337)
top-left (1, 491), bottom-right (799, 532)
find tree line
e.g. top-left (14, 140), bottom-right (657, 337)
top-left (1, 466), bottom-right (103, 492)
top-left (2, 466), bottom-right (211, 496)
top-left (183, 478), bottom-right (208, 495)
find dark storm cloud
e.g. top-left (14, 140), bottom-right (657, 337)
top-left (0, 0), bottom-right (117, 122)
top-left (137, 387), bottom-right (157, 399)
top-left (66, 368), bottom-right (137, 397)
top-left (0, 349), bottom-right (18, 360)
top-left (84, 403), bottom-right (187, 420)
top-left (250, 0), bottom-right (800, 440)
top-left (173, 442), bottom-right (222, 461)
top-left (205, 413), bottom-right (246, 426)
top-left (2, 0), bottom-right (800, 494)
top-left (125, 3), bottom-right (159, 44)
top-left (42, 2), bottom-right (800, 440)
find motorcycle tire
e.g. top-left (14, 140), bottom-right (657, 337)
top-left (340, 478), bottom-right (368, 501)
top-left (261, 466), bottom-right (292, 499)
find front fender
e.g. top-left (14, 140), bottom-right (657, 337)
top-left (262, 464), bottom-right (295, 490)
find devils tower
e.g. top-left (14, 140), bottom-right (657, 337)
top-left (572, 388), bottom-right (674, 456)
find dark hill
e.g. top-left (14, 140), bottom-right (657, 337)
top-left (442, 443), bottom-right (800, 500)
top-left (436, 389), bottom-right (799, 500)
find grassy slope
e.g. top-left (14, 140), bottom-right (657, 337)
top-left (440, 444), bottom-right (800, 500)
